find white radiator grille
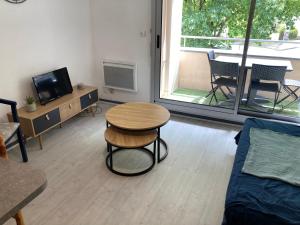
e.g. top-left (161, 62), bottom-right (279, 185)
top-left (103, 60), bottom-right (137, 92)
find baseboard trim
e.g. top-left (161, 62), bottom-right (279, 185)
top-left (169, 110), bottom-right (243, 126)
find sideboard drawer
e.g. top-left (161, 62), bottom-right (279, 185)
top-left (80, 90), bottom-right (98, 110)
top-left (59, 98), bottom-right (81, 122)
top-left (33, 108), bottom-right (61, 135)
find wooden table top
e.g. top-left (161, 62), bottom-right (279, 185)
top-left (105, 126), bottom-right (157, 148)
top-left (216, 56), bottom-right (293, 71)
top-left (105, 102), bottom-right (170, 131)
top-left (0, 159), bottom-right (47, 224)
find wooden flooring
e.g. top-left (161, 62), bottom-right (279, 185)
top-left (6, 103), bottom-right (239, 225)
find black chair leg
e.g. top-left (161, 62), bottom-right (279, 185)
top-left (226, 86), bottom-right (233, 95)
top-left (209, 85), bottom-right (218, 105)
top-left (205, 89), bottom-right (213, 98)
top-left (272, 92), bottom-right (279, 113)
top-left (16, 128), bottom-right (28, 162)
top-left (220, 87), bottom-right (230, 99)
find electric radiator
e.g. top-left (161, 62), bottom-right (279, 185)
top-left (103, 60), bottom-right (137, 92)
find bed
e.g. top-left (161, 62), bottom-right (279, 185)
top-left (223, 118), bottom-right (300, 225)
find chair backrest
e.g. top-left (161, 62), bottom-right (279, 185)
top-left (210, 60), bottom-right (240, 78)
top-left (207, 50), bottom-right (216, 61)
top-left (251, 64), bottom-right (286, 82)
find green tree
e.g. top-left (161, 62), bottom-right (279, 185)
top-left (182, 0), bottom-right (300, 48)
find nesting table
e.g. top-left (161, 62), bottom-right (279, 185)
top-left (105, 102), bottom-right (170, 176)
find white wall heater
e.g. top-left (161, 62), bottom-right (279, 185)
top-left (103, 60), bottom-right (138, 92)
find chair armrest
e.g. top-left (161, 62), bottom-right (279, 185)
top-left (0, 98), bottom-right (17, 106)
top-left (0, 99), bottom-right (19, 122)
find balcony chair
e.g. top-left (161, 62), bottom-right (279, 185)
top-left (209, 60), bottom-right (240, 105)
top-left (206, 50), bottom-right (233, 99)
top-left (247, 64), bottom-right (287, 112)
top-left (0, 98), bottom-right (28, 162)
top-left (277, 79), bottom-right (300, 109)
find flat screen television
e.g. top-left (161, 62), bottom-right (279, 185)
top-left (32, 67), bottom-right (73, 105)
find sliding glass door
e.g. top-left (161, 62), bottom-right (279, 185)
top-left (153, 0), bottom-right (300, 123)
top-left (237, 0), bottom-right (300, 123)
top-left (155, 0), bottom-right (251, 113)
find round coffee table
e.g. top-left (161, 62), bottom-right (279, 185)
top-left (105, 102), bottom-right (170, 163)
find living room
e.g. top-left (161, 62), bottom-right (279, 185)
top-left (1, 1), bottom-right (300, 225)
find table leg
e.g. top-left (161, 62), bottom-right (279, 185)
top-left (157, 128), bottom-right (168, 163)
top-left (14, 211), bottom-right (25, 225)
top-left (153, 140), bottom-right (156, 164)
top-left (109, 144), bottom-right (113, 169)
top-left (157, 128), bottom-right (160, 162)
top-left (37, 135), bottom-right (43, 150)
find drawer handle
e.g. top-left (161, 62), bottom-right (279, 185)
top-left (45, 114), bottom-right (50, 121)
top-left (69, 104), bottom-right (72, 109)
top-left (88, 94), bottom-right (92, 100)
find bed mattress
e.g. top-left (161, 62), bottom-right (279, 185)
top-left (223, 118), bottom-right (300, 225)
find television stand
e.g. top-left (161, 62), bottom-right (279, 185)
top-left (8, 86), bottom-right (98, 150)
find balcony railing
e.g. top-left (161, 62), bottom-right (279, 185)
top-left (181, 36), bottom-right (300, 59)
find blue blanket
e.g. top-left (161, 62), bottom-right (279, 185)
top-left (223, 118), bottom-right (300, 225)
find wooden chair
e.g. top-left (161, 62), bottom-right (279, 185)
top-left (0, 98), bottom-right (28, 162)
top-left (0, 135), bottom-right (26, 225)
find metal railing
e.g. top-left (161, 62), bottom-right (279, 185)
top-left (181, 35), bottom-right (300, 59)
top-left (181, 35), bottom-right (300, 47)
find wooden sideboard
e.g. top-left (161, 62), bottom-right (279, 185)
top-left (8, 86), bottom-right (98, 149)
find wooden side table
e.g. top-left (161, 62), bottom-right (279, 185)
top-left (105, 102), bottom-right (170, 174)
top-left (104, 126), bottom-right (157, 176)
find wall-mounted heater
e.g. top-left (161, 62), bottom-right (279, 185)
top-left (103, 60), bottom-right (138, 92)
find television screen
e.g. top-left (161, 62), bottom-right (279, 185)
top-left (33, 67), bottom-right (73, 105)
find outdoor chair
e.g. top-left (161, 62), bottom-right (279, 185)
top-left (277, 79), bottom-right (300, 109)
top-left (206, 50), bottom-right (233, 99)
top-left (247, 64), bottom-right (287, 112)
top-left (209, 60), bottom-right (239, 105)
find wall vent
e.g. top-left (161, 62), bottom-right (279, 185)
top-left (103, 60), bottom-right (137, 92)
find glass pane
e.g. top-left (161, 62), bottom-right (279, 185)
top-left (238, 0), bottom-right (300, 119)
top-left (159, 0), bottom-right (250, 110)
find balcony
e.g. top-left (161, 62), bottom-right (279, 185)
top-left (161, 37), bottom-right (300, 118)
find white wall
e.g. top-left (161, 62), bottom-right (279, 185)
top-left (90, 0), bottom-right (152, 102)
top-left (0, 0), bottom-right (96, 120)
top-left (0, 0), bottom-right (153, 120)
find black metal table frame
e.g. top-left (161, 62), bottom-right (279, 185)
top-left (106, 141), bottom-right (156, 177)
top-left (105, 122), bottom-right (168, 176)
